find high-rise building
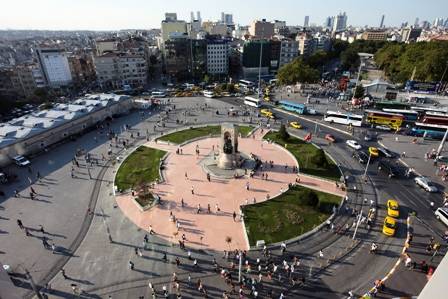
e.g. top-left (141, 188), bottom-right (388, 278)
top-left (380, 15), bottom-right (385, 28)
top-left (296, 33), bottom-right (316, 56)
top-left (414, 17), bottom-right (420, 27)
top-left (165, 13), bottom-right (177, 22)
top-left (36, 47), bottom-right (72, 87)
top-left (197, 11), bottom-right (202, 24)
top-left (400, 27), bottom-right (422, 43)
top-left (324, 16), bottom-right (334, 29)
top-left (433, 17), bottom-right (444, 27)
top-left (249, 19), bottom-right (274, 39)
top-left (190, 12), bottom-right (195, 23)
top-left (206, 39), bottom-right (229, 75)
top-left (161, 18), bottom-right (187, 44)
top-left (221, 12), bottom-right (233, 25)
top-left (304, 16), bottom-right (310, 27)
top-left (332, 12), bottom-right (347, 33)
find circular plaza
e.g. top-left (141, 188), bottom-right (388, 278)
top-left (114, 124), bottom-right (345, 251)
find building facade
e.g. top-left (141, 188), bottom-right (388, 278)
top-left (207, 40), bottom-right (229, 75)
top-left (361, 30), bottom-right (388, 41)
top-left (279, 39), bottom-right (299, 67)
top-left (242, 40), bottom-right (271, 78)
top-left (249, 19), bottom-right (274, 39)
top-left (94, 53), bottom-right (147, 89)
top-left (36, 48), bottom-right (73, 87)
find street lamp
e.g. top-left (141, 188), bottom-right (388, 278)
top-left (363, 152), bottom-right (372, 180)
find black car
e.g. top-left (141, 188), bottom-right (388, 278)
top-left (378, 160), bottom-right (399, 178)
top-left (377, 147), bottom-right (394, 158)
top-left (353, 151), bottom-right (369, 164)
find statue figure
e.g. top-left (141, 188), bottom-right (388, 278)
top-left (223, 136), bottom-right (233, 154)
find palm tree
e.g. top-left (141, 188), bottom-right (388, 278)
top-left (225, 236), bottom-right (232, 251)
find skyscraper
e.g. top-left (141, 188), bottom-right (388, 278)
top-left (191, 12), bottom-right (195, 23)
top-left (324, 16), bottom-right (334, 29)
top-left (304, 16), bottom-right (310, 27)
top-left (221, 12), bottom-right (233, 25)
top-left (332, 12), bottom-right (347, 33)
top-left (414, 17), bottom-right (419, 27)
top-left (380, 15), bottom-right (385, 28)
top-left (197, 11), bottom-right (201, 24)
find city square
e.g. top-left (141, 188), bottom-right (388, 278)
top-left (1, 2), bottom-right (448, 299)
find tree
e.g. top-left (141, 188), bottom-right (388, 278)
top-left (309, 148), bottom-right (329, 168)
top-left (302, 189), bottom-right (319, 207)
top-left (277, 58), bottom-right (320, 85)
top-left (278, 124), bottom-right (290, 140)
top-left (203, 74), bottom-right (210, 84)
top-left (354, 85), bottom-right (365, 99)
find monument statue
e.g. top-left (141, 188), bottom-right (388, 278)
top-left (218, 123), bottom-right (239, 169)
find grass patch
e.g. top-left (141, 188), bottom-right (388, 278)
top-left (115, 146), bottom-right (166, 191)
top-left (264, 131), bottom-right (340, 181)
top-left (157, 125), bottom-right (254, 144)
top-left (243, 185), bottom-right (341, 245)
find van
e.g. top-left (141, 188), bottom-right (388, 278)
top-left (435, 207), bottom-right (448, 227)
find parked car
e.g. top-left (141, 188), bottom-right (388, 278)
top-left (414, 176), bottom-right (438, 192)
top-left (378, 160), bottom-right (399, 178)
top-left (13, 155), bottom-right (30, 167)
top-left (346, 140), bottom-right (362, 150)
top-left (435, 207), bottom-right (448, 227)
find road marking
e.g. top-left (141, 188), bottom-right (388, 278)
top-left (272, 108), bottom-right (354, 137)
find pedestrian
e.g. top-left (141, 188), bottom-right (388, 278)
top-left (319, 250), bottom-right (324, 258)
top-left (129, 261), bottom-right (135, 270)
top-left (197, 204), bottom-right (201, 214)
top-left (39, 225), bottom-right (45, 234)
top-left (215, 203), bottom-right (220, 214)
top-left (17, 219), bottom-right (24, 230)
top-left (14, 189), bottom-right (20, 198)
top-left (149, 225), bottom-right (155, 234)
top-left (51, 243), bottom-right (56, 254)
top-left (233, 211), bottom-right (237, 221)
top-left (37, 171), bottom-right (42, 180)
top-left (193, 259), bottom-right (198, 268)
top-left (181, 198), bottom-right (184, 207)
top-left (134, 247), bottom-right (139, 255)
top-left (42, 237), bottom-right (50, 249)
top-left (191, 186), bottom-right (194, 195)
top-left (25, 228), bottom-right (30, 236)
top-left (185, 172), bottom-right (188, 180)
top-left (30, 187), bottom-right (37, 194)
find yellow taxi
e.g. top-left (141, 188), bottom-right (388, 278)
top-left (368, 147), bottom-right (379, 157)
top-left (260, 109), bottom-right (274, 119)
top-left (382, 216), bottom-right (397, 236)
top-left (289, 121), bottom-right (302, 129)
top-left (387, 199), bottom-right (399, 218)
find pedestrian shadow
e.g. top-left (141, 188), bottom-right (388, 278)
top-left (0, 229), bottom-right (8, 234)
top-left (0, 215), bottom-right (9, 220)
top-left (132, 267), bottom-right (161, 277)
top-left (35, 193), bottom-right (53, 198)
top-left (66, 276), bottom-right (95, 285)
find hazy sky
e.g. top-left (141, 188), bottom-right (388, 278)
top-left (1, 0), bottom-right (447, 30)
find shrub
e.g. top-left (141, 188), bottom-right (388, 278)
top-left (279, 124), bottom-right (290, 140)
top-left (309, 148), bottom-right (329, 168)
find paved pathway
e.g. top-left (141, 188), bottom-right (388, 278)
top-left (116, 128), bottom-right (345, 251)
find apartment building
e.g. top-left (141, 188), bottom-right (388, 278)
top-left (206, 40), bottom-right (229, 75)
top-left (94, 52), bottom-right (147, 89)
top-left (249, 19), bottom-right (274, 39)
top-left (279, 39), bottom-right (299, 67)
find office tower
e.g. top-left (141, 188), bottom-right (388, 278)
top-left (414, 17), bottom-right (419, 27)
top-left (191, 12), bottom-right (195, 23)
top-left (221, 12), bottom-right (233, 25)
top-left (304, 16), bottom-right (310, 27)
top-left (197, 11), bottom-right (201, 24)
top-left (332, 12), bottom-right (347, 33)
top-left (380, 15), bottom-right (385, 28)
top-left (324, 16), bottom-right (334, 29)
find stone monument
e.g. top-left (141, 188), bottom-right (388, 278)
top-left (218, 123), bottom-right (240, 169)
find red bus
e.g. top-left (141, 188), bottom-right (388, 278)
top-left (420, 113), bottom-right (448, 126)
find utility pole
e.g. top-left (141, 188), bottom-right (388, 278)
top-left (363, 152), bottom-right (372, 179)
top-left (352, 211), bottom-right (362, 240)
top-left (25, 268), bottom-right (43, 299)
top-left (238, 250), bottom-right (242, 283)
top-left (437, 128), bottom-right (448, 156)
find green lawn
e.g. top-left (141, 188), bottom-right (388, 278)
top-left (243, 185), bottom-right (341, 245)
top-left (115, 146), bottom-right (166, 191)
top-left (157, 125), bottom-right (254, 144)
top-left (264, 131), bottom-right (341, 181)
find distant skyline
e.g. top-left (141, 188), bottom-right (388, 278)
top-left (1, 0), bottom-right (447, 31)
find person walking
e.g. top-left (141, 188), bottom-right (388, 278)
top-left (181, 198), bottom-right (184, 207)
top-left (51, 243), bottom-right (56, 254)
top-left (39, 225), bottom-right (46, 234)
top-left (233, 211), bottom-right (237, 222)
top-left (191, 186), bottom-right (194, 195)
top-left (129, 261), bottom-right (135, 270)
top-left (30, 187), bottom-right (37, 194)
top-left (42, 237), bottom-right (50, 249)
top-left (17, 219), bottom-right (24, 230)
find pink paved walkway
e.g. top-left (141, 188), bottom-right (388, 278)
top-left (116, 129), bottom-right (345, 251)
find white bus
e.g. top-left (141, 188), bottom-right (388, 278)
top-left (203, 90), bottom-right (215, 98)
top-left (244, 96), bottom-right (261, 108)
top-left (323, 111), bottom-right (363, 127)
top-left (151, 91), bottom-right (166, 98)
top-left (239, 80), bottom-right (255, 90)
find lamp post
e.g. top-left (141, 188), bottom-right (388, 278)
top-left (363, 152), bottom-right (372, 180)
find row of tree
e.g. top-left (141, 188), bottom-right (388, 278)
top-left (374, 41), bottom-right (448, 84)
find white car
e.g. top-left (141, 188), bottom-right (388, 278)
top-left (435, 207), bottom-right (448, 227)
top-left (346, 140), bottom-right (362, 150)
top-left (13, 155), bottom-right (30, 167)
top-left (414, 176), bottom-right (438, 193)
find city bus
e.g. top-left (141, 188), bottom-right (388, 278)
top-left (365, 110), bottom-right (404, 130)
top-left (323, 111), bottom-right (363, 127)
top-left (203, 90), bottom-right (215, 98)
top-left (420, 113), bottom-right (448, 126)
top-left (239, 80), bottom-right (255, 90)
top-left (151, 91), bottom-right (166, 98)
top-left (244, 96), bottom-right (261, 108)
top-left (374, 101), bottom-right (410, 110)
top-left (382, 109), bottom-right (419, 122)
top-left (411, 106), bottom-right (448, 116)
top-left (410, 123), bottom-right (448, 139)
top-left (279, 100), bottom-right (307, 115)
